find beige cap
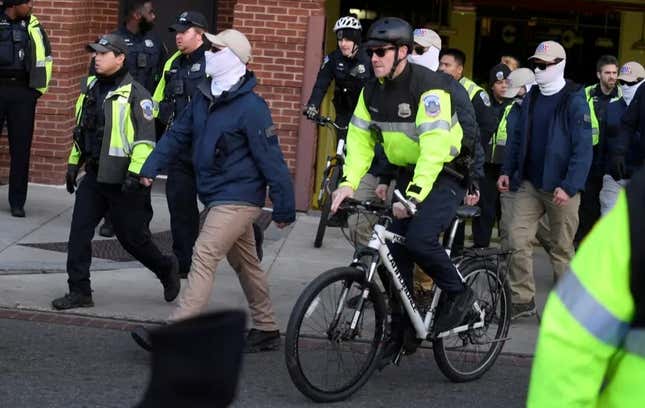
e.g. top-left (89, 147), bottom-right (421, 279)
top-left (504, 68), bottom-right (536, 98)
top-left (528, 41), bottom-right (566, 62)
top-left (413, 28), bottom-right (441, 50)
top-left (618, 61), bottom-right (645, 82)
top-left (204, 29), bottom-right (252, 64)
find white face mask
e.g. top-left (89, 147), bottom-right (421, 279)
top-left (204, 47), bottom-right (247, 96)
top-left (407, 46), bottom-right (440, 72)
top-left (621, 80), bottom-right (643, 106)
top-left (534, 59), bottom-right (566, 96)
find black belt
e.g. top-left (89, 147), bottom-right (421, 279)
top-left (0, 76), bottom-right (28, 86)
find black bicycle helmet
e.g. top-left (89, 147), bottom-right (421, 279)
top-left (365, 17), bottom-right (413, 53)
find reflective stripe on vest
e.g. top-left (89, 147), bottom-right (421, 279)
top-left (459, 76), bottom-right (484, 101)
top-left (351, 113), bottom-right (459, 144)
top-left (107, 85), bottom-right (135, 158)
top-left (555, 269), bottom-right (630, 348)
top-left (27, 16), bottom-right (52, 94)
top-left (490, 102), bottom-right (514, 160)
top-left (584, 85), bottom-right (601, 146)
top-left (624, 329), bottom-right (645, 358)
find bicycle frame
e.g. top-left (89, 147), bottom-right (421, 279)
top-left (349, 223), bottom-right (485, 341)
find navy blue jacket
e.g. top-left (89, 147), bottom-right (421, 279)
top-left (140, 72), bottom-right (296, 223)
top-left (502, 81), bottom-right (593, 196)
top-left (608, 97), bottom-right (643, 178)
top-left (616, 84), bottom-right (645, 175)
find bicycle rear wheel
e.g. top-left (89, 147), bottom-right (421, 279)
top-left (285, 267), bottom-right (386, 402)
top-left (432, 258), bottom-right (511, 382)
top-left (314, 165), bottom-right (340, 248)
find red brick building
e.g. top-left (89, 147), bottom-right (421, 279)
top-left (0, 0), bottom-right (326, 210)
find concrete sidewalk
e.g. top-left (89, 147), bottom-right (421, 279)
top-left (0, 183), bottom-right (553, 356)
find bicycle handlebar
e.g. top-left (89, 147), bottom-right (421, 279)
top-left (304, 114), bottom-right (348, 131)
top-left (339, 189), bottom-right (417, 216)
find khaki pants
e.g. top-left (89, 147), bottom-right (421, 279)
top-left (500, 190), bottom-right (552, 253)
top-left (508, 181), bottom-right (580, 304)
top-left (168, 205), bottom-right (278, 331)
top-left (347, 173), bottom-right (393, 247)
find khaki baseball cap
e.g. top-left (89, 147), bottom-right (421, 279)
top-left (504, 68), bottom-right (536, 98)
top-left (413, 28), bottom-right (441, 49)
top-left (528, 41), bottom-right (566, 62)
top-left (618, 61), bottom-right (645, 82)
top-left (204, 29), bottom-right (252, 64)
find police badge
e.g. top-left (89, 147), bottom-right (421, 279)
top-left (398, 103), bottom-right (412, 118)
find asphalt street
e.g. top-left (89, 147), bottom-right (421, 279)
top-left (0, 318), bottom-right (531, 407)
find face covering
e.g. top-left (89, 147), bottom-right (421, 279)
top-left (407, 46), bottom-right (440, 72)
top-left (204, 47), bottom-right (247, 97)
top-left (621, 80), bottom-right (643, 106)
top-left (534, 59), bottom-right (566, 96)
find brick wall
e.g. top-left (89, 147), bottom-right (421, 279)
top-left (0, 0), bottom-right (119, 185)
top-left (233, 0), bottom-right (325, 174)
top-left (217, 0), bottom-right (236, 30)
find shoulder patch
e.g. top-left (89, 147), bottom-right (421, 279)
top-left (423, 94), bottom-right (441, 117)
top-left (140, 99), bottom-right (154, 121)
top-left (480, 91), bottom-right (491, 107)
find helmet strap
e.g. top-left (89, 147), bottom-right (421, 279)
top-left (387, 46), bottom-right (404, 80)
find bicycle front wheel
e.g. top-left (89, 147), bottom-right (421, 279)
top-left (284, 267), bottom-right (386, 402)
top-left (314, 165), bottom-right (340, 248)
top-left (432, 258), bottom-right (511, 382)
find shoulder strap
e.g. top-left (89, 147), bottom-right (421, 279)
top-left (626, 168), bottom-right (645, 327)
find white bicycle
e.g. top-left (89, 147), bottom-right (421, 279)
top-left (284, 192), bottom-right (512, 402)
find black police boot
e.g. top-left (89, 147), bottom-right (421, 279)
top-left (434, 287), bottom-right (478, 334)
top-left (252, 222), bottom-right (264, 262)
top-left (243, 328), bottom-right (280, 353)
top-left (10, 207), bottom-right (25, 218)
top-left (99, 218), bottom-right (115, 238)
top-left (52, 292), bottom-right (94, 310)
top-left (160, 257), bottom-right (180, 302)
top-left (131, 326), bottom-right (153, 352)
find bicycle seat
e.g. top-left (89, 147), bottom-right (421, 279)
top-left (456, 206), bottom-right (481, 219)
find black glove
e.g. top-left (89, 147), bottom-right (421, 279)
top-left (610, 155), bottom-right (626, 181)
top-left (467, 179), bottom-right (480, 196)
top-left (121, 172), bottom-right (145, 193)
top-left (66, 165), bottom-right (78, 194)
top-left (304, 104), bottom-right (318, 120)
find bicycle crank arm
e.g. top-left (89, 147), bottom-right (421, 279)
top-left (435, 320), bottom-right (485, 339)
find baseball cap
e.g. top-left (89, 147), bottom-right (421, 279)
top-left (618, 61), bottom-right (645, 82)
top-left (528, 41), bottom-right (566, 62)
top-left (86, 34), bottom-right (128, 55)
top-left (413, 28), bottom-right (441, 49)
top-left (489, 63), bottom-right (511, 86)
top-left (204, 29), bottom-right (252, 64)
top-left (169, 11), bottom-right (208, 33)
top-left (504, 68), bottom-right (536, 98)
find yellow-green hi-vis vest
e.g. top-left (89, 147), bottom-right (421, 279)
top-left (488, 102), bottom-right (514, 164)
top-left (584, 84), bottom-right (624, 146)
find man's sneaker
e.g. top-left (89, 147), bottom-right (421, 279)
top-left (511, 299), bottom-right (536, 320)
top-left (244, 329), bottom-right (280, 353)
top-left (434, 287), bottom-right (477, 333)
top-left (131, 326), bottom-right (153, 352)
top-left (161, 257), bottom-right (181, 302)
top-left (52, 292), bottom-right (94, 310)
top-left (98, 219), bottom-right (115, 238)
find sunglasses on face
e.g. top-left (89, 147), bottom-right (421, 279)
top-left (413, 45), bottom-right (428, 55)
top-left (619, 79), bottom-right (640, 86)
top-left (532, 58), bottom-right (563, 71)
top-left (367, 46), bottom-right (396, 58)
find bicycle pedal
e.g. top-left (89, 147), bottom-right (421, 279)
top-left (392, 348), bottom-right (404, 366)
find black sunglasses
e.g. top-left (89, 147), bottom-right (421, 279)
top-left (413, 45), bottom-right (428, 55)
top-left (619, 79), bottom-right (640, 86)
top-left (532, 58), bottom-right (563, 71)
top-left (367, 46), bottom-right (396, 58)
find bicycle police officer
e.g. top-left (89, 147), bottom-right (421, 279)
top-left (0, 0), bottom-right (52, 217)
top-left (331, 17), bottom-right (479, 362)
top-left (52, 34), bottom-right (179, 310)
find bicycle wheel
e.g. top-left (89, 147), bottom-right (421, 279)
top-left (285, 267), bottom-right (387, 402)
top-left (432, 258), bottom-right (512, 382)
top-left (313, 165), bottom-right (340, 248)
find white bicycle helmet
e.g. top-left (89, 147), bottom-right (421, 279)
top-left (334, 16), bottom-right (362, 32)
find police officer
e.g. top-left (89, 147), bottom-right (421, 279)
top-left (98, 0), bottom-right (166, 237)
top-left (0, 0), bottom-right (52, 217)
top-left (331, 17), bottom-right (480, 363)
top-left (528, 166), bottom-right (645, 407)
top-left (52, 34), bottom-right (179, 310)
top-left (575, 55), bottom-right (621, 245)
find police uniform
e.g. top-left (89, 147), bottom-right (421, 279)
top-left (307, 47), bottom-right (372, 133)
top-left (343, 62), bottom-right (467, 294)
top-left (151, 12), bottom-right (207, 277)
top-left (114, 25), bottom-right (167, 93)
top-left (52, 35), bottom-right (178, 310)
top-left (528, 166), bottom-right (645, 407)
top-left (0, 2), bottom-right (52, 215)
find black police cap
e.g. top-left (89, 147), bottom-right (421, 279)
top-left (169, 11), bottom-right (208, 33)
